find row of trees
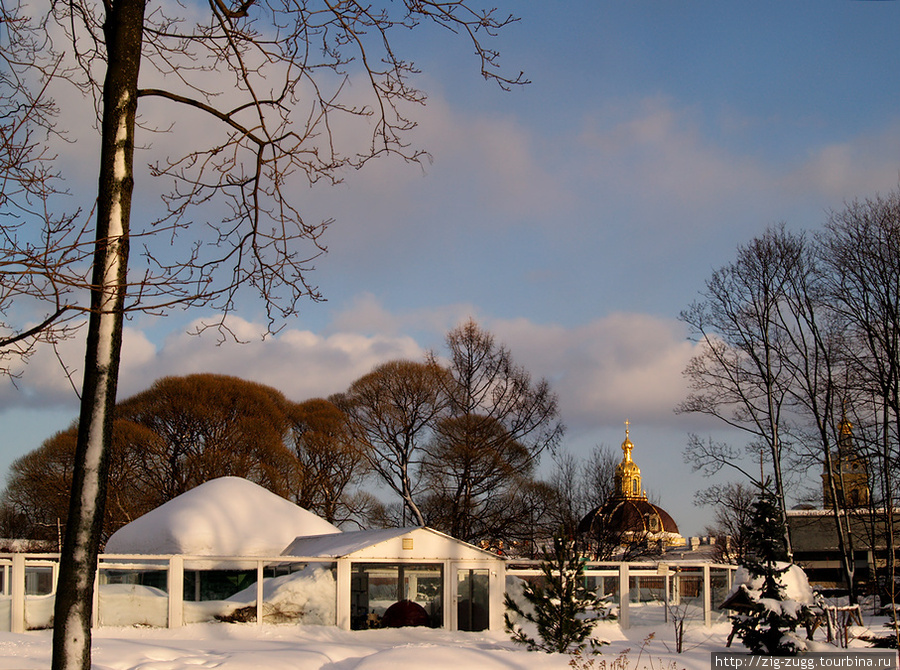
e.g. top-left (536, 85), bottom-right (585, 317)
top-left (1, 375), bottom-right (371, 537)
top-left (682, 189), bottom-right (900, 603)
top-left (2, 320), bottom-right (595, 551)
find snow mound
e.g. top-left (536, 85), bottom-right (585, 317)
top-left (226, 566), bottom-right (337, 625)
top-left (728, 562), bottom-right (817, 605)
top-left (105, 477), bottom-right (341, 556)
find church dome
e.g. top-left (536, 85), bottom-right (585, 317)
top-left (578, 497), bottom-right (680, 537)
top-left (616, 436), bottom-right (639, 476)
top-left (578, 421), bottom-right (684, 554)
top-left (613, 422), bottom-right (643, 499)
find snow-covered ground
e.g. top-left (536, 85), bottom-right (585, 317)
top-left (1, 616), bottom-right (893, 670)
top-left (0, 619), bottom-right (722, 670)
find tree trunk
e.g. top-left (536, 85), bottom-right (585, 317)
top-left (51, 1), bottom-right (145, 668)
top-left (881, 403), bottom-right (897, 635)
top-left (770, 440), bottom-right (793, 559)
top-left (823, 445), bottom-right (857, 603)
top-left (402, 473), bottom-right (426, 527)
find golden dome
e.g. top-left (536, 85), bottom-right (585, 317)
top-left (578, 419), bottom-right (685, 556)
top-left (614, 420), bottom-right (644, 499)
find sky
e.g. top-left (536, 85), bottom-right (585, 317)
top-left (3, 0), bottom-right (900, 536)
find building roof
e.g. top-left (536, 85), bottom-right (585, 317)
top-left (282, 526), bottom-right (501, 561)
top-left (579, 497), bottom-right (680, 536)
top-left (105, 477), bottom-right (340, 556)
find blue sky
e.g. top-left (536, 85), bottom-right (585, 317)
top-left (3, 1), bottom-right (900, 535)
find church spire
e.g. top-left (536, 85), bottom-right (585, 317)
top-left (614, 419), bottom-right (645, 500)
top-left (622, 419), bottom-right (633, 461)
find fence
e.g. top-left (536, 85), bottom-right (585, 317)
top-left (1, 553), bottom-right (736, 633)
top-left (505, 561), bottom-right (737, 629)
top-left (1, 553), bottom-right (337, 633)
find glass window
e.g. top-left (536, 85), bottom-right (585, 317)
top-left (98, 566), bottom-right (169, 627)
top-left (24, 566), bottom-right (54, 596)
top-left (351, 563), bottom-right (443, 630)
top-left (457, 569), bottom-right (489, 632)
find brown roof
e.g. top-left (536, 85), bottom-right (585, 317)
top-left (578, 497), bottom-right (680, 536)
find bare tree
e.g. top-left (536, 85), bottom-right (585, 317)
top-left (679, 229), bottom-right (800, 557)
top-left (421, 413), bottom-right (533, 543)
top-left (115, 374), bottom-right (297, 500)
top-left (424, 318), bottom-right (564, 542)
top-left (1, 374), bottom-right (304, 541)
top-left (0, 0), bottom-right (86, 373)
top-left (338, 359), bottom-right (450, 526)
top-left (542, 445), bottom-right (616, 541)
top-left (769, 225), bottom-right (862, 601)
top-left (695, 481), bottom-right (755, 563)
top-left (543, 450), bottom-right (587, 539)
top-left (0, 1), bottom-right (523, 666)
top-left (2, 429), bottom-right (79, 546)
top-left (580, 443), bottom-right (618, 511)
top-left (820, 191), bottom-right (900, 609)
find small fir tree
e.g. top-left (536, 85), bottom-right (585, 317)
top-left (729, 487), bottom-right (812, 655)
top-left (504, 536), bottom-right (605, 655)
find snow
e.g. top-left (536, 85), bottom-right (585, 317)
top-left (2, 613), bottom-right (892, 670)
top-left (22, 478), bottom-right (887, 667)
top-left (105, 477), bottom-right (341, 556)
top-left (726, 562), bottom-right (818, 614)
top-left (282, 527), bottom-right (421, 558)
top-left (0, 620), bottom-right (730, 670)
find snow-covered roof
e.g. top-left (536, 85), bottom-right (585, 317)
top-left (105, 477), bottom-right (341, 556)
top-left (282, 526), bottom-right (501, 561)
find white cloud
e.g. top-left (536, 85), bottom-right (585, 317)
top-left (329, 293), bottom-right (478, 342)
top-left (786, 124), bottom-right (900, 201)
top-left (330, 301), bottom-right (703, 436)
top-left (131, 316), bottom-right (426, 402)
top-left (0, 314), bottom-right (425, 409)
top-left (302, 92), bottom-right (571, 256)
top-left (487, 313), bottom-right (698, 434)
top-left (2, 302), bottom-right (700, 440)
top-left (577, 97), bottom-right (899, 218)
top-left (578, 97), bottom-right (772, 217)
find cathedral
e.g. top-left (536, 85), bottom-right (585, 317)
top-left (578, 422), bottom-right (685, 558)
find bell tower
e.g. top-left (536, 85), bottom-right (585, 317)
top-left (823, 412), bottom-right (869, 508)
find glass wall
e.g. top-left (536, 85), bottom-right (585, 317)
top-left (628, 574), bottom-right (668, 626)
top-left (258, 562), bottom-right (336, 625)
top-left (0, 560), bottom-right (9, 632)
top-left (710, 567), bottom-right (733, 624)
top-left (98, 559), bottom-right (169, 627)
top-left (182, 559), bottom-right (336, 625)
top-left (24, 562), bottom-right (56, 630)
top-left (183, 560), bottom-right (260, 623)
top-left (350, 563), bottom-right (443, 630)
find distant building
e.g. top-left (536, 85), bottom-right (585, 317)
top-left (822, 413), bottom-right (870, 509)
top-left (578, 421), bottom-right (685, 558)
top-left (788, 414), bottom-right (884, 594)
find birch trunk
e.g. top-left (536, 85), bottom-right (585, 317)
top-left (51, 1), bottom-right (145, 668)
